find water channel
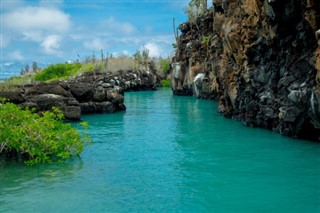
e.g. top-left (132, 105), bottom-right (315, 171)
top-left (1, 88), bottom-right (319, 212)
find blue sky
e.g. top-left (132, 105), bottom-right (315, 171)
top-left (1, 0), bottom-right (192, 77)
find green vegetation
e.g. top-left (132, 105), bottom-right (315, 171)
top-left (0, 100), bottom-right (91, 165)
top-left (0, 76), bottom-right (34, 92)
top-left (133, 48), bottom-right (150, 71)
top-left (34, 63), bottom-right (82, 81)
top-left (1, 76), bottom-right (34, 86)
top-left (78, 63), bottom-right (94, 73)
top-left (161, 79), bottom-right (171, 87)
top-left (159, 58), bottom-right (171, 74)
top-left (2, 49), bottom-right (173, 89)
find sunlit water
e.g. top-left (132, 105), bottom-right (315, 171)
top-left (1, 88), bottom-right (319, 212)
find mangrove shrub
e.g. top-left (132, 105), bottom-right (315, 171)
top-left (0, 101), bottom-right (91, 165)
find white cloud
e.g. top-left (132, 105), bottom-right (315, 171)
top-left (111, 50), bottom-right (130, 57)
top-left (1, 5), bottom-right (72, 56)
top-left (3, 6), bottom-right (71, 33)
top-left (41, 35), bottom-right (62, 54)
top-left (101, 17), bottom-right (135, 35)
top-left (143, 42), bottom-right (162, 57)
top-left (121, 50), bottom-right (130, 56)
top-left (22, 31), bottom-right (44, 42)
top-left (9, 50), bottom-right (24, 61)
top-left (83, 38), bottom-right (108, 51)
top-left (3, 62), bottom-right (14, 66)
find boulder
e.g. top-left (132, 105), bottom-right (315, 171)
top-left (1, 68), bottom-right (159, 120)
top-left (0, 91), bottom-right (25, 104)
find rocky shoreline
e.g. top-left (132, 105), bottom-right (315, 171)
top-left (171, 0), bottom-right (320, 141)
top-left (0, 70), bottom-right (159, 120)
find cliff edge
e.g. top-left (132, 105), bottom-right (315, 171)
top-left (172, 0), bottom-right (320, 141)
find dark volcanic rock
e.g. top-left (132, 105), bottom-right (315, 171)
top-left (0, 69), bottom-right (158, 120)
top-left (69, 82), bottom-right (95, 102)
top-left (172, 0), bottom-right (320, 141)
top-left (0, 91), bottom-right (25, 104)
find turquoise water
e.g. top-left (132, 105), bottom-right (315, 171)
top-left (1, 88), bottom-right (319, 212)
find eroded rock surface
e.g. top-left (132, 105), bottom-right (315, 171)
top-left (172, 0), bottom-right (320, 141)
top-left (0, 70), bottom-right (158, 120)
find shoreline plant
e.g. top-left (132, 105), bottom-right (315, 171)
top-left (0, 100), bottom-right (91, 165)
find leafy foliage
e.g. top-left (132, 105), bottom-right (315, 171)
top-left (0, 100), bottom-right (91, 165)
top-left (161, 79), bottom-right (171, 87)
top-left (133, 50), bottom-right (143, 70)
top-left (159, 58), bottom-right (171, 74)
top-left (35, 63), bottom-right (82, 81)
top-left (79, 63), bottom-right (94, 73)
top-left (133, 48), bottom-right (150, 71)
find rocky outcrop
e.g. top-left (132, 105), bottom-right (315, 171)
top-left (0, 70), bottom-right (158, 120)
top-left (172, 0), bottom-right (320, 141)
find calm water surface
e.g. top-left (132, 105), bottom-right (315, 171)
top-left (1, 88), bottom-right (319, 212)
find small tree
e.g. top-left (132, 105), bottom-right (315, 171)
top-left (25, 64), bottom-right (29, 73)
top-left (101, 49), bottom-right (104, 60)
top-left (142, 47), bottom-right (149, 71)
top-left (159, 57), bottom-right (171, 74)
top-left (92, 51), bottom-right (96, 63)
top-left (32, 61), bottom-right (38, 72)
top-left (105, 52), bottom-right (109, 71)
top-left (133, 50), bottom-right (142, 70)
top-left (20, 68), bottom-right (25, 75)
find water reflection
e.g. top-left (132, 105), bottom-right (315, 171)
top-left (0, 157), bottom-right (83, 188)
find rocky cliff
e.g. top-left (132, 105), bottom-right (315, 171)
top-left (0, 70), bottom-right (158, 120)
top-left (172, 0), bottom-right (320, 141)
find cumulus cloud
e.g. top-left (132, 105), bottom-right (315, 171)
top-left (101, 17), bottom-right (136, 35)
top-left (2, 6), bottom-right (71, 55)
top-left (41, 35), bottom-right (62, 54)
top-left (111, 50), bottom-right (131, 57)
top-left (3, 6), bottom-right (71, 33)
top-left (144, 42), bottom-right (162, 57)
top-left (9, 50), bottom-right (24, 61)
top-left (121, 50), bottom-right (130, 56)
top-left (83, 38), bottom-right (108, 51)
top-left (22, 31), bottom-right (44, 42)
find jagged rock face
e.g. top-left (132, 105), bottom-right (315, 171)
top-left (0, 70), bottom-right (159, 120)
top-left (172, 0), bottom-right (320, 141)
top-left (0, 82), bottom-right (81, 120)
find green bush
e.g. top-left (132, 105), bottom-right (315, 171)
top-left (0, 101), bottom-right (91, 165)
top-left (161, 79), bottom-right (171, 87)
top-left (35, 63), bottom-right (82, 81)
top-left (77, 63), bottom-right (96, 74)
top-left (159, 58), bottom-right (171, 74)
